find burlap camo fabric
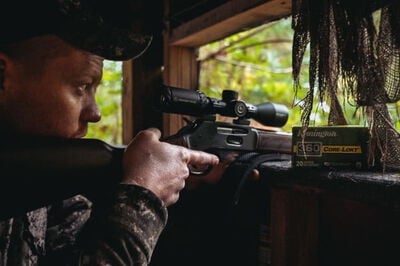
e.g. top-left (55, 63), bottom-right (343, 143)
top-left (292, 0), bottom-right (400, 171)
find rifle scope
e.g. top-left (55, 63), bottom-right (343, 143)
top-left (159, 85), bottom-right (289, 127)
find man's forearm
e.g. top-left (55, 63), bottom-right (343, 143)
top-left (76, 184), bottom-right (168, 265)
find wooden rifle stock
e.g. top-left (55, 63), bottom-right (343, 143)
top-left (0, 136), bottom-right (124, 220)
top-left (256, 130), bottom-right (292, 154)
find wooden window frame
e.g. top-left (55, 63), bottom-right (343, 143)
top-left (122, 0), bottom-right (292, 141)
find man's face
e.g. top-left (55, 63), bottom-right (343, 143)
top-left (1, 40), bottom-right (104, 138)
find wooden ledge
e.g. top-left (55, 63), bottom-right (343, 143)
top-left (259, 161), bottom-right (400, 207)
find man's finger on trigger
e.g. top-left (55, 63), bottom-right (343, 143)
top-left (225, 152), bottom-right (239, 162)
top-left (187, 150), bottom-right (219, 165)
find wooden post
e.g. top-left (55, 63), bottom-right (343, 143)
top-left (162, 0), bottom-right (199, 137)
top-left (122, 1), bottom-right (164, 143)
top-left (271, 187), bottom-right (320, 266)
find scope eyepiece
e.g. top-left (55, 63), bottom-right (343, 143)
top-left (159, 85), bottom-right (289, 127)
top-left (159, 85), bottom-right (213, 117)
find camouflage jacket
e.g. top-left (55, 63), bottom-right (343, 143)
top-left (0, 184), bottom-right (167, 266)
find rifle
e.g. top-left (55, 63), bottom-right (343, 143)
top-left (0, 86), bottom-right (292, 219)
top-left (158, 85), bottom-right (292, 174)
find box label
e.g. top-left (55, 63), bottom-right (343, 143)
top-left (292, 126), bottom-right (369, 169)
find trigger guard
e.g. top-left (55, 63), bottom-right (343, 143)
top-left (188, 164), bottom-right (213, 176)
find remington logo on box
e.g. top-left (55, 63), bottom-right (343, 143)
top-left (292, 126), bottom-right (369, 169)
top-left (296, 130), bottom-right (337, 138)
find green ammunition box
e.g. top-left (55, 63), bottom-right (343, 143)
top-left (292, 126), bottom-right (370, 169)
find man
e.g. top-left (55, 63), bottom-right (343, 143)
top-left (0, 0), bottom-right (219, 265)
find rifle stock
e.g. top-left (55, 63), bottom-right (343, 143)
top-left (0, 136), bottom-right (124, 219)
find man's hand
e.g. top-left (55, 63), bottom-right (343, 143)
top-left (121, 128), bottom-right (219, 206)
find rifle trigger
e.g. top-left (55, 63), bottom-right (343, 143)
top-left (188, 164), bottom-right (213, 176)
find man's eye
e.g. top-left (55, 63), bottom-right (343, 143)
top-left (76, 84), bottom-right (89, 95)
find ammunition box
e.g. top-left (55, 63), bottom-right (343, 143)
top-left (292, 126), bottom-right (369, 169)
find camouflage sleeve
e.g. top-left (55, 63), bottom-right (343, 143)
top-left (76, 184), bottom-right (168, 266)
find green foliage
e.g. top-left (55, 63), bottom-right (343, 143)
top-left (85, 61), bottom-right (123, 144)
top-left (199, 18), bottom-right (304, 132)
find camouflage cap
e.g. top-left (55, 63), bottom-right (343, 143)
top-left (0, 0), bottom-right (154, 61)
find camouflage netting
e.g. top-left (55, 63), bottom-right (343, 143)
top-left (292, 0), bottom-right (400, 171)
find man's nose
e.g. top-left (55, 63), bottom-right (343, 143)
top-left (82, 99), bottom-right (101, 123)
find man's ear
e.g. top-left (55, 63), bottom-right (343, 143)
top-left (0, 52), bottom-right (14, 91)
